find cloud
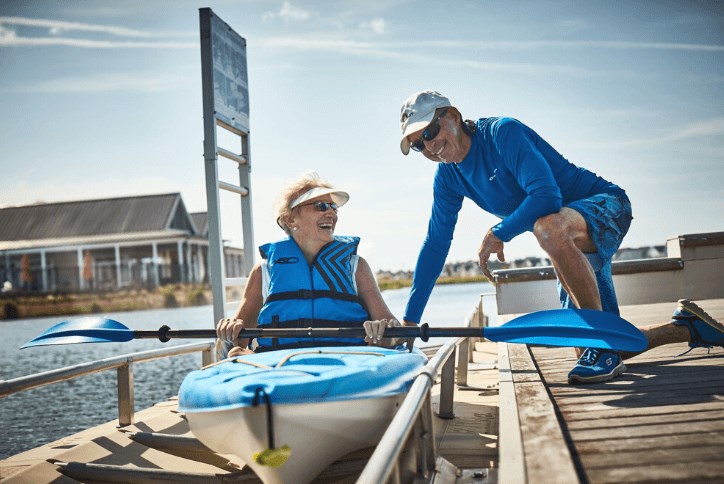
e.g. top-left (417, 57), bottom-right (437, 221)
top-left (400, 39), bottom-right (724, 52)
top-left (0, 16), bottom-right (195, 49)
top-left (258, 36), bottom-right (597, 76)
top-left (670, 117), bottom-right (724, 140)
top-left (360, 18), bottom-right (386, 34)
top-left (260, 36), bottom-right (395, 57)
top-left (0, 16), bottom-right (157, 37)
top-left (255, 33), bottom-right (724, 57)
top-left (262, 2), bottom-right (313, 23)
top-left (576, 116), bottom-right (724, 151)
top-left (11, 72), bottom-right (187, 93)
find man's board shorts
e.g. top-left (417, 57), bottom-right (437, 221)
top-left (557, 193), bottom-right (633, 316)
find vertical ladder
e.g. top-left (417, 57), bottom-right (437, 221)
top-left (199, 8), bottom-right (255, 325)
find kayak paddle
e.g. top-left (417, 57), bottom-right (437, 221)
top-left (21, 309), bottom-right (647, 352)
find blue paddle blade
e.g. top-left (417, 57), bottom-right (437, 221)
top-left (485, 308), bottom-right (648, 352)
top-left (20, 317), bottom-right (134, 348)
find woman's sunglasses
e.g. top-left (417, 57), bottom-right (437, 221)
top-left (298, 201), bottom-right (338, 212)
top-left (410, 108), bottom-right (448, 153)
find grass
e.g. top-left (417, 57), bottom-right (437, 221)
top-left (1, 284), bottom-right (212, 320)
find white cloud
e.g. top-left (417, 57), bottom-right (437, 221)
top-left (0, 23), bottom-right (16, 42)
top-left (258, 36), bottom-right (597, 76)
top-left (0, 16), bottom-right (155, 37)
top-left (0, 36), bottom-right (195, 48)
top-left (11, 72), bottom-right (187, 93)
top-left (0, 16), bottom-right (195, 49)
top-left (360, 18), bottom-right (386, 34)
top-left (670, 117), bottom-right (724, 140)
top-left (574, 116), bottom-right (724, 151)
top-left (262, 2), bottom-right (313, 23)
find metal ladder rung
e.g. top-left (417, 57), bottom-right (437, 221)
top-left (218, 181), bottom-right (249, 196)
top-left (218, 147), bottom-right (247, 164)
top-left (224, 277), bottom-right (248, 287)
top-left (225, 301), bottom-right (241, 312)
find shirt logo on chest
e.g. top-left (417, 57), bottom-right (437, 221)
top-left (489, 168), bottom-right (498, 181)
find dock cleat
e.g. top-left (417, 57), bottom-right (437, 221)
top-left (567, 348), bottom-right (625, 384)
top-left (671, 299), bottom-right (724, 353)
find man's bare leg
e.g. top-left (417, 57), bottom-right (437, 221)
top-left (534, 208), bottom-right (601, 357)
top-left (621, 300), bottom-right (724, 359)
top-left (620, 324), bottom-right (690, 359)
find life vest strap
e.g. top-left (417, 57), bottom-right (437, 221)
top-left (265, 289), bottom-right (359, 303)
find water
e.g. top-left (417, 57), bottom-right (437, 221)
top-left (0, 282), bottom-right (495, 459)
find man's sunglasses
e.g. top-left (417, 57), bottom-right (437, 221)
top-left (410, 108), bottom-right (448, 153)
top-left (298, 201), bottom-right (339, 212)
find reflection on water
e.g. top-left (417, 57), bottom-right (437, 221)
top-left (0, 282), bottom-right (495, 458)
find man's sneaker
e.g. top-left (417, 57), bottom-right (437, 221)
top-left (671, 299), bottom-right (724, 353)
top-left (567, 348), bottom-right (626, 384)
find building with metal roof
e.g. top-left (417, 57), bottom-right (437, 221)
top-left (0, 193), bottom-right (243, 293)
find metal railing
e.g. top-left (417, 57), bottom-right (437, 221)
top-left (358, 334), bottom-right (471, 483)
top-left (0, 342), bottom-right (214, 426)
top-left (1, 298), bottom-right (489, 482)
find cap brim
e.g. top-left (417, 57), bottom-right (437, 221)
top-left (399, 116), bottom-right (436, 155)
top-left (290, 187), bottom-right (350, 209)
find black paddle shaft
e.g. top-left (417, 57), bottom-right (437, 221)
top-left (134, 324), bottom-right (484, 343)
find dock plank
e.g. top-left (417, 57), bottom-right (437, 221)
top-left (500, 299), bottom-right (724, 484)
top-left (524, 298), bottom-right (724, 483)
top-left (431, 341), bottom-right (500, 470)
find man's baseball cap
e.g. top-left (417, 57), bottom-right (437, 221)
top-left (399, 90), bottom-right (452, 155)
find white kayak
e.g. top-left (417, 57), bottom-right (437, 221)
top-left (178, 346), bottom-right (427, 484)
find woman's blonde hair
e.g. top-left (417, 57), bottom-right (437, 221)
top-left (275, 172), bottom-right (334, 234)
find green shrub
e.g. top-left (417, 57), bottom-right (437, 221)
top-left (160, 285), bottom-right (178, 308)
top-left (186, 287), bottom-right (207, 306)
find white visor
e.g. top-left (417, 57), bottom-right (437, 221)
top-left (290, 187), bottom-right (350, 209)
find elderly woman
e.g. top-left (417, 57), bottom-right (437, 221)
top-left (217, 173), bottom-right (404, 358)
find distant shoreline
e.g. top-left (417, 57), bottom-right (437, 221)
top-left (378, 275), bottom-right (490, 291)
top-left (1, 276), bottom-right (492, 320)
top-left (1, 285), bottom-right (210, 321)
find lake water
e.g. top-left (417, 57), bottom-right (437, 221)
top-left (0, 282), bottom-right (496, 459)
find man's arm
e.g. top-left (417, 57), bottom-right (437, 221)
top-left (404, 170), bottom-right (464, 323)
top-left (490, 119), bottom-right (563, 242)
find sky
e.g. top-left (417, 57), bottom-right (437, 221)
top-left (1, 0), bottom-right (723, 272)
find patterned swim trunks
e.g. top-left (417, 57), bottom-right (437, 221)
top-left (558, 193), bottom-right (633, 315)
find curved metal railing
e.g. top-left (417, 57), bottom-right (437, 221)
top-left (0, 341), bottom-right (214, 426)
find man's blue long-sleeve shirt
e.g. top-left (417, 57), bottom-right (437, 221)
top-left (404, 117), bottom-right (625, 323)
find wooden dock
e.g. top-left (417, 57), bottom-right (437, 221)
top-left (499, 298), bottom-right (724, 483)
top-left (3, 299), bottom-right (723, 483)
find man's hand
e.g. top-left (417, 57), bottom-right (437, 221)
top-left (478, 229), bottom-right (505, 282)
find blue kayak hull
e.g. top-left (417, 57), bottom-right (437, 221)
top-left (179, 346), bottom-right (427, 412)
top-left (178, 346), bottom-right (427, 484)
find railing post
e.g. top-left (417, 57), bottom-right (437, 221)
top-left (457, 337), bottom-right (469, 387)
top-left (117, 359), bottom-right (134, 427)
top-left (419, 395), bottom-right (436, 478)
top-left (438, 346), bottom-right (456, 419)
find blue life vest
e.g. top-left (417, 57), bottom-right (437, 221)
top-left (255, 236), bottom-right (370, 351)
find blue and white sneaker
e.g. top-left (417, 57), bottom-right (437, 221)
top-left (567, 348), bottom-right (626, 384)
top-left (671, 299), bottom-right (724, 354)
